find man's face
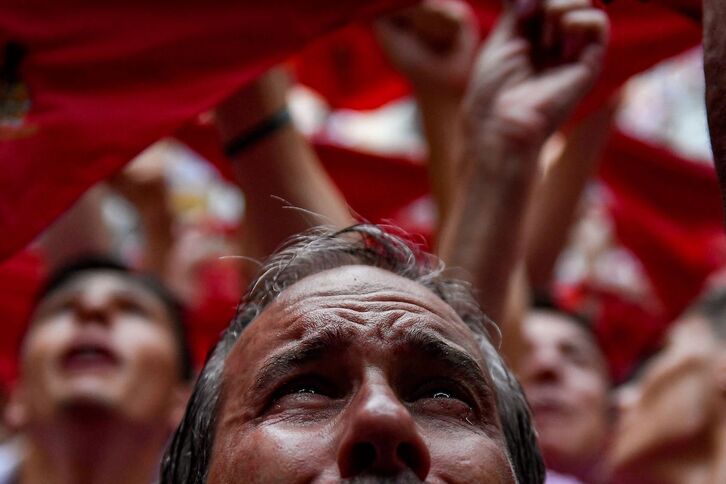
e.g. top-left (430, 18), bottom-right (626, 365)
top-left (207, 265), bottom-right (517, 483)
top-left (15, 270), bottom-right (182, 425)
top-left (610, 316), bottom-right (723, 477)
top-left (515, 311), bottom-right (610, 473)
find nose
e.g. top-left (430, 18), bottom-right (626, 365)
top-left (74, 291), bottom-right (112, 326)
top-left (521, 348), bottom-right (561, 385)
top-left (337, 380), bottom-right (431, 480)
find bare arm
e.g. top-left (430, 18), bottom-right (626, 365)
top-left (215, 68), bottom-right (353, 264)
top-left (108, 149), bottom-right (174, 278)
top-left (41, 185), bottom-right (113, 269)
top-left (524, 99), bottom-right (617, 289)
top-left (375, 0), bottom-right (479, 223)
top-left (438, 0), bottom-right (609, 327)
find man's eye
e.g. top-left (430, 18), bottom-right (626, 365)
top-left (289, 384), bottom-right (321, 395)
top-left (273, 376), bottom-right (338, 402)
top-left (411, 381), bottom-right (469, 404)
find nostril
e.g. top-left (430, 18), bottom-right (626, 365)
top-left (349, 442), bottom-right (377, 475)
top-left (397, 443), bottom-right (421, 473)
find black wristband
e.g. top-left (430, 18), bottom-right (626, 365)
top-left (223, 107), bottom-right (291, 158)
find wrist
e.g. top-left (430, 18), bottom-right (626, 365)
top-left (215, 69), bottom-right (289, 144)
top-left (413, 82), bottom-right (464, 108)
top-left (462, 139), bottom-right (540, 186)
top-left (462, 105), bottom-right (549, 154)
top-left (222, 107), bottom-right (291, 159)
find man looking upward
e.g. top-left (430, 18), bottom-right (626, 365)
top-left (3, 258), bottom-right (193, 484)
top-left (162, 225), bottom-right (545, 483)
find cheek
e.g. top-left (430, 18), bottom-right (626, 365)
top-left (116, 321), bottom-right (179, 379)
top-left (569, 370), bottom-right (609, 410)
top-left (22, 319), bottom-right (73, 378)
top-left (209, 424), bottom-right (334, 483)
top-left (426, 432), bottom-right (515, 483)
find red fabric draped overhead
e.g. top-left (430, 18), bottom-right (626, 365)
top-left (293, 1), bottom-right (700, 120)
top-left (0, 0), bottom-right (711, 381)
top-left (0, 0), bottom-right (417, 261)
top-left (0, 1), bottom-right (700, 261)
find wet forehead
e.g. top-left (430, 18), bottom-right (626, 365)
top-left (244, 265), bottom-right (481, 354)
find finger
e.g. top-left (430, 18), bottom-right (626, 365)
top-left (560, 8), bottom-right (609, 45)
top-left (542, 0), bottom-right (590, 51)
top-left (513, 0), bottom-right (542, 20)
top-left (411, 0), bottom-right (472, 53)
top-left (560, 8), bottom-right (609, 63)
top-left (373, 11), bottom-right (418, 49)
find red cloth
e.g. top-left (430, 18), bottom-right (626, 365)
top-left (0, 0), bottom-right (417, 261)
top-left (554, 130), bottom-right (726, 379)
top-left (291, 24), bottom-right (411, 111)
top-left (293, 1), bottom-right (700, 120)
top-left (0, 249), bottom-right (46, 388)
top-left (185, 257), bottom-right (244, 367)
top-left (599, 130), bottom-right (726, 322)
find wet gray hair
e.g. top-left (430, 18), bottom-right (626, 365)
top-left (161, 224), bottom-right (545, 483)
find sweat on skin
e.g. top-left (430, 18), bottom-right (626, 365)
top-left (205, 265), bottom-right (519, 483)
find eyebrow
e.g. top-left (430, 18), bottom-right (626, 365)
top-left (252, 327), bottom-right (352, 393)
top-left (401, 328), bottom-right (492, 399)
top-left (252, 326), bottom-right (491, 401)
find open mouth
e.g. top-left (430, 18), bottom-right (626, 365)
top-left (61, 341), bottom-right (120, 372)
top-left (527, 393), bottom-right (570, 419)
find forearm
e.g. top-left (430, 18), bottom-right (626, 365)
top-left (524, 101), bottom-right (615, 289)
top-left (232, 127), bottom-right (352, 260)
top-left (216, 68), bottom-right (352, 262)
top-left (704, 0), bottom-right (726, 224)
top-left (41, 185), bottom-right (112, 269)
top-left (137, 202), bottom-right (174, 277)
top-left (415, 88), bottom-right (464, 229)
top-left (438, 137), bottom-right (540, 324)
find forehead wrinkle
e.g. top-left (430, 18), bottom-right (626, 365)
top-left (279, 280), bottom-right (463, 326)
top-left (283, 297), bottom-right (470, 350)
top-left (268, 283), bottom-right (482, 362)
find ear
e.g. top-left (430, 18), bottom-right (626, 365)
top-left (167, 383), bottom-right (192, 430)
top-left (4, 384), bottom-right (29, 432)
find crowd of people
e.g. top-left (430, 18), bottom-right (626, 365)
top-left (1, 0), bottom-right (725, 483)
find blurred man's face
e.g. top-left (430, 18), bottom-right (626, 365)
top-left (15, 270), bottom-right (182, 425)
top-left (207, 265), bottom-right (517, 483)
top-left (610, 315), bottom-right (724, 479)
top-left (516, 311), bottom-right (610, 474)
